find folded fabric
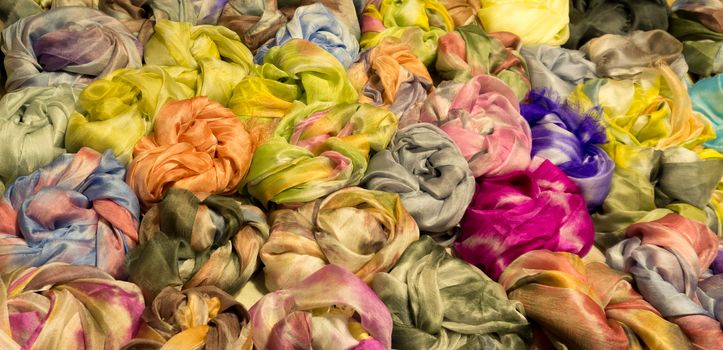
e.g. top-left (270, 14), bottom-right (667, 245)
top-left (1, 6), bottom-right (142, 92)
top-left (499, 250), bottom-right (692, 349)
top-left (363, 123), bottom-right (474, 233)
top-left (520, 91), bottom-right (614, 209)
top-left (1, 263), bottom-right (145, 350)
top-left (477, 0), bottom-right (569, 46)
top-left (0, 147), bottom-right (140, 278)
top-left (669, 2), bottom-right (723, 77)
top-left (0, 0), bottom-right (42, 30)
top-left (249, 264), bottom-right (393, 350)
top-left (435, 25), bottom-right (530, 100)
top-left (401, 75), bottom-right (532, 178)
top-left (372, 236), bottom-right (531, 349)
top-left (455, 160), bottom-right (594, 280)
top-left (348, 37), bottom-right (433, 117)
top-left (690, 75), bottom-right (723, 152)
top-left (122, 286), bottom-right (252, 350)
top-left (147, 0), bottom-right (228, 24)
top-left (360, 0), bottom-right (455, 65)
top-left (127, 96), bottom-right (254, 209)
top-left (243, 103), bottom-right (397, 205)
top-left (0, 85), bottom-right (77, 186)
top-left (438, 0), bottom-right (479, 26)
top-left (519, 44), bottom-right (597, 97)
top-left (260, 187), bottom-right (419, 291)
top-left (607, 214), bottom-right (723, 348)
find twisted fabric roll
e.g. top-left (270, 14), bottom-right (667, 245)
top-left (122, 286), bottom-right (252, 350)
top-left (607, 214), bottom-right (723, 348)
top-left (127, 97), bottom-right (254, 209)
top-left (520, 91), bottom-right (614, 209)
top-left (477, 0), bottom-right (569, 46)
top-left (126, 188), bottom-right (268, 301)
top-left (435, 25), bottom-right (530, 100)
top-left (669, 1), bottom-right (723, 77)
top-left (519, 44), bottom-right (597, 97)
top-left (249, 264), bottom-right (393, 350)
top-left (455, 160), bottom-right (594, 280)
top-left (0, 85), bottom-right (77, 186)
top-left (348, 37), bottom-right (433, 117)
top-left (371, 236), bottom-right (531, 350)
top-left (499, 250), bottom-right (693, 349)
top-left (360, 0), bottom-right (455, 65)
top-left (690, 75), bottom-right (723, 152)
top-left (1, 263), bottom-right (145, 350)
top-left (243, 103), bottom-right (397, 205)
top-left (260, 187), bottom-right (419, 291)
top-left (566, 0), bottom-right (671, 49)
top-left (1, 6), bottom-right (142, 92)
top-left (362, 123), bottom-right (474, 233)
top-left (0, 147), bottom-right (140, 278)
top-left (400, 74), bottom-right (532, 178)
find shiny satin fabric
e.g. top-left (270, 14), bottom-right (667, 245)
top-left (435, 25), bottom-right (530, 100)
top-left (371, 236), bottom-right (531, 350)
top-left (499, 250), bottom-right (693, 350)
top-left (0, 147), bottom-right (140, 278)
top-left (520, 91), bottom-right (614, 209)
top-left (1, 6), bottom-right (142, 92)
top-left (0, 263), bottom-right (145, 350)
top-left (519, 44), bottom-right (597, 98)
top-left (455, 160), bottom-right (595, 280)
top-left (669, 1), bottom-right (723, 77)
top-left (249, 264), bottom-right (393, 350)
top-left (477, 0), bottom-right (569, 46)
top-left (362, 123), bottom-right (475, 233)
top-left (690, 75), bottom-right (723, 152)
top-left (360, 0), bottom-right (455, 65)
top-left (606, 214), bottom-right (723, 348)
top-left (348, 37), bottom-right (433, 117)
top-left (243, 103), bottom-right (397, 205)
top-left (260, 187), bottom-right (419, 291)
top-left (122, 286), bottom-right (252, 350)
top-left (126, 97), bottom-right (254, 209)
top-left (400, 75), bottom-right (532, 178)
top-left (0, 85), bottom-right (78, 186)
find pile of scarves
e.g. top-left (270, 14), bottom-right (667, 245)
top-left (0, 1), bottom-right (722, 349)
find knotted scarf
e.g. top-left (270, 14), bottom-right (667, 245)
top-left (477, 0), bottom-right (569, 46)
top-left (519, 44), bottom-right (597, 97)
top-left (690, 74), bottom-right (723, 152)
top-left (669, 1), bottom-right (723, 77)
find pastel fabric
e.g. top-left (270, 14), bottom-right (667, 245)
top-left (0, 0), bottom-right (42, 30)
top-left (149, 0), bottom-right (229, 24)
top-left (126, 188), bottom-right (268, 301)
top-left (260, 187), bottom-right (419, 291)
top-left (126, 96), bottom-right (254, 209)
top-left (690, 75), bottom-right (723, 152)
top-left (0, 147), bottom-right (140, 278)
top-left (606, 214), bottom-right (723, 348)
top-left (438, 0), bottom-right (479, 26)
top-left (669, 2), bottom-right (723, 77)
top-left (0, 263), bottom-right (145, 350)
top-left (362, 123), bottom-right (475, 233)
top-left (372, 236), bottom-right (531, 350)
top-left (0, 85), bottom-right (77, 186)
top-left (519, 44), bottom-right (597, 98)
top-left (499, 250), bottom-right (692, 349)
top-left (477, 0), bottom-right (569, 45)
top-left (455, 160), bottom-right (595, 280)
top-left (400, 75), bottom-right (532, 178)
top-left (1, 6), bottom-right (142, 92)
top-left (249, 264), bottom-right (393, 350)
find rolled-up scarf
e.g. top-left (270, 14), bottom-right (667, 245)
top-left (362, 123), bottom-right (474, 233)
top-left (371, 236), bottom-right (531, 349)
top-left (126, 96), bottom-right (254, 209)
top-left (0, 85), bottom-right (77, 187)
top-left (477, 0), bottom-right (569, 46)
top-left (499, 250), bottom-right (693, 349)
top-left (260, 187), bottom-right (419, 291)
top-left (1, 6), bottom-right (142, 92)
top-left (126, 188), bottom-right (268, 301)
top-left (0, 147), bottom-right (140, 278)
top-left (254, 3), bottom-right (359, 67)
top-left (438, 0), bottom-right (478, 26)
top-left (520, 91), bottom-right (614, 209)
top-left (455, 160), bottom-right (594, 280)
top-left (1, 263), bottom-right (145, 350)
top-left (122, 286), bottom-right (252, 349)
top-left (360, 0), bottom-right (455, 65)
top-left (435, 25), bottom-right (530, 100)
top-left (669, 1), bottom-right (723, 77)
top-left (566, 0), bottom-right (671, 49)
top-left (347, 37), bottom-right (433, 117)
top-left (243, 103), bottom-right (397, 205)
top-left (400, 74), bottom-right (532, 178)
top-left (249, 264), bottom-right (393, 350)
top-left (519, 44), bottom-right (597, 97)
top-left (607, 214), bottom-right (723, 348)
top-left (690, 74), bottom-right (723, 152)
